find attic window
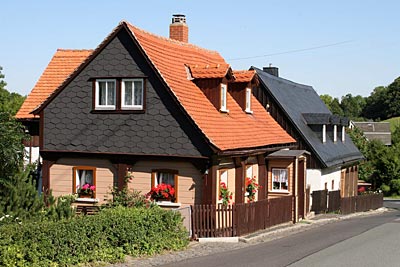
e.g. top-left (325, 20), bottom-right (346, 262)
top-left (220, 83), bottom-right (229, 112)
top-left (245, 88), bottom-right (253, 114)
top-left (95, 80), bottom-right (116, 110)
top-left (121, 79), bottom-right (143, 110)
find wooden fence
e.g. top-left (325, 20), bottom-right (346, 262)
top-left (311, 190), bottom-right (383, 215)
top-left (191, 196), bottom-right (293, 238)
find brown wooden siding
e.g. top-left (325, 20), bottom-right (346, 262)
top-left (228, 82), bottom-right (248, 111)
top-left (129, 160), bottom-right (203, 207)
top-left (194, 78), bottom-right (222, 111)
top-left (49, 158), bottom-right (115, 203)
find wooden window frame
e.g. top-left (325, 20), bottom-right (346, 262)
top-left (92, 77), bottom-right (146, 114)
top-left (218, 169), bottom-right (229, 204)
top-left (72, 166), bottom-right (97, 198)
top-left (151, 169), bottom-right (179, 203)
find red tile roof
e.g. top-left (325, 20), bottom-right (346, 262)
top-left (21, 22), bottom-right (294, 151)
top-left (187, 64), bottom-right (231, 79)
top-left (232, 70), bottom-right (256, 83)
top-left (15, 49), bottom-right (92, 119)
top-left (126, 22), bottom-right (295, 150)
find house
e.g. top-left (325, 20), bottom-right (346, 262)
top-left (18, 15), bottom-right (308, 221)
top-left (252, 67), bottom-right (364, 199)
top-left (350, 121), bottom-right (391, 146)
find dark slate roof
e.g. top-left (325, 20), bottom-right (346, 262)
top-left (253, 67), bottom-right (364, 168)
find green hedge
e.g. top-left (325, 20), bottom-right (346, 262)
top-left (0, 206), bottom-right (189, 266)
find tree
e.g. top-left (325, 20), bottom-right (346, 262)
top-left (385, 77), bottom-right (400, 119)
top-left (362, 86), bottom-right (388, 120)
top-left (0, 66), bottom-right (25, 115)
top-left (340, 94), bottom-right (366, 120)
top-left (320, 94), bottom-right (343, 116)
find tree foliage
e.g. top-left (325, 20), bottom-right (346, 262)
top-left (0, 67), bottom-right (25, 116)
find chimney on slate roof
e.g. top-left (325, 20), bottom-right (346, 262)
top-left (263, 64), bottom-right (279, 77)
top-left (170, 14), bottom-right (188, 43)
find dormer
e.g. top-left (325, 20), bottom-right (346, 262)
top-left (186, 64), bottom-right (234, 113)
top-left (302, 113), bottom-right (331, 143)
top-left (229, 70), bottom-right (258, 114)
top-left (329, 115), bottom-right (341, 142)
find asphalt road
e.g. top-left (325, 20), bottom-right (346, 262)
top-left (161, 200), bottom-right (400, 267)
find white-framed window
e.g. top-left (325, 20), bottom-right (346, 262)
top-left (122, 79), bottom-right (143, 110)
top-left (95, 79), bottom-right (116, 110)
top-left (245, 88), bottom-right (253, 113)
top-left (272, 168), bottom-right (288, 191)
top-left (220, 83), bottom-right (229, 112)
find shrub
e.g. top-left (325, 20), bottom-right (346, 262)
top-left (0, 206), bottom-right (189, 266)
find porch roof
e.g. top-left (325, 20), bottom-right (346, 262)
top-left (266, 149), bottom-right (310, 159)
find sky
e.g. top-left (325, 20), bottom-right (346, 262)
top-left (1, 0), bottom-right (399, 98)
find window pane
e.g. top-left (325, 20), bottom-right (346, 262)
top-left (107, 81), bottom-right (115, 106)
top-left (246, 89), bottom-right (251, 110)
top-left (157, 172), bottom-right (175, 187)
top-left (124, 81), bottom-right (133, 106)
top-left (221, 85), bottom-right (226, 108)
top-left (98, 82), bottom-right (106, 105)
top-left (133, 80), bottom-right (143, 106)
top-left (77, 170), bottom-right (94, 186)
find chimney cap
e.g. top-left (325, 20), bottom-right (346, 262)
top-left (172, 14), bottom-right (186, 24)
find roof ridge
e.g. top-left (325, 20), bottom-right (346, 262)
top-left (125, 21), bottom-right (221, 56)
top-left (56, 49), bottom-right (94, 52)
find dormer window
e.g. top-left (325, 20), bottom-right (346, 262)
top-left (245, 88), bottom-right (253, 114)
top-left (122, 79), bottom-right (143, 110)
top-left (95, 79), bottom-right (116, 110)
top-left (220, 83), bottom-right (229, 112)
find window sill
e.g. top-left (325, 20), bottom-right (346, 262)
top-left (155, 201), bottom-right (181, 208)
top-left (75, 198), bottom-right (99, 203)
top-left (269, 190), bottom-right (290, 194)
top-left (91, 109), bottom-right (145, 114)
top-left (220, 109), bottom-right (230, 113)
top-left (245, 109), bottom-right (253, 114)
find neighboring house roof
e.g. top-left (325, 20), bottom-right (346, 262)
top-left (254, 67), bottom-right (363, 168)
top-left (15, 49), bottom-right (92, 120)
top-left (352, 121), bottom-right (392, 146)
top-left (24, 21), bottom-right (295, 152)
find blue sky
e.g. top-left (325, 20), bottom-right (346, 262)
top-left (1, 0), bottom-right (399, 98)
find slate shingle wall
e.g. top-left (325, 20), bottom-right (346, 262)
top-left (43, 33), bottom-right (202, 157)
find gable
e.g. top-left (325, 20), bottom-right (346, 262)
top-left (42, 30), bottom-right (209, 157)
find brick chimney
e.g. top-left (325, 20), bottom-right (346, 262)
top-left (169, 14), bottom-right (188, 42)
top-left (263, 64), bottom-right (279, 77)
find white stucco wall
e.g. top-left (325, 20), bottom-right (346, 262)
top-left (306, 167), bottom-right (341, 192)
top-left (306, 169), bottom-right (322, 191)
top-left (321, 167), bottom-right (341, 191)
